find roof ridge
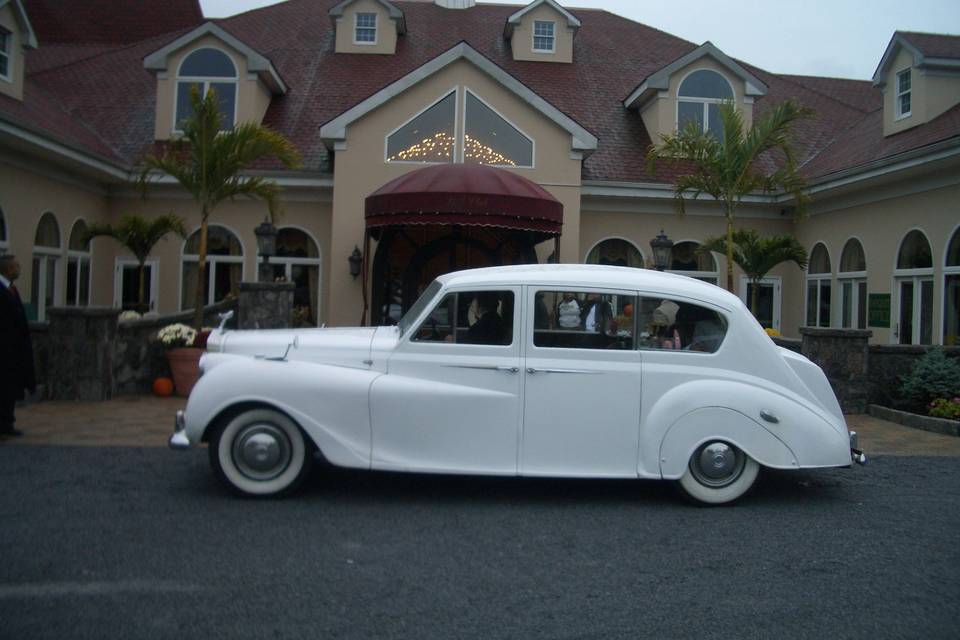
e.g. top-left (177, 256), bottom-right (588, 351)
top-left (26, 27), bottom-right (194, 79)
top-left (748, 65), bottom-right (875, 115)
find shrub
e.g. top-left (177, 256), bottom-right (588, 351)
top-left (929, 397), bottom-right (960, 420)
top-left (900, 349), bottom-right (960, 412)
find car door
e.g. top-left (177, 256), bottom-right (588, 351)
top-left (520, 287), bottom-right (642, 477)
top-left (369, 287), bottom-right (522, 474)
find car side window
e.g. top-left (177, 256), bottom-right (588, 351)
top-left (636, 296), bottom-right (727, 353)
top-left (412, 290), bottom-right (513, 346)
top-left (532, 290), bottom-right (636, 350)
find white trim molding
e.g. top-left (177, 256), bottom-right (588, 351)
top-left (504, 0), bottom-right (580, 40)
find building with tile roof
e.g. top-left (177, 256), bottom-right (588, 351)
top-left (0, 0), bottom-right (958, 345)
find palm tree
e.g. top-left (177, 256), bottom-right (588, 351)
top-left (84, 213), bottom-right (187, 313)
top-left (646, 100), bottom-right (813, 292)
top-left (138, 85), bottom-right (301, 329)
top-left (700, 229), bottom-right (808, 317)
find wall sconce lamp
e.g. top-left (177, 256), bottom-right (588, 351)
top-left (348, 246), bottom-right (363, 279)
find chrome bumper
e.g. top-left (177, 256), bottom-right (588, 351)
top-left (169, 410), bottom-right (191, 450)
top-left (849, 430), bottom-right (867, 466)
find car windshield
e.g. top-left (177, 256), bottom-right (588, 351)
top-left (397, 280), bottom-right (443, 336)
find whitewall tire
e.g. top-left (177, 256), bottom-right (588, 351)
top-left (677, 441), bottom-right (760, 506)
top-left (209, 408), bottom-right (311, 497)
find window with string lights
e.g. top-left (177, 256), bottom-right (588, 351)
top-left (385, 89), bottom-right (534, 168)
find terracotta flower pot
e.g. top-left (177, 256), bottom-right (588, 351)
top-left (165, 347), bottom-right (204, 397)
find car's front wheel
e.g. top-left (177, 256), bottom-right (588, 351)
top-left (209, 408), bottom-right (311, 497)
top-left (677, 441), bottom-right (759, 505)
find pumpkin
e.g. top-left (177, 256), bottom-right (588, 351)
top-left (152, 377), bottom-right (174, 397)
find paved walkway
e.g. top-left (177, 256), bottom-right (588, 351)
top-left (2, 395), bottom-right (959, 456)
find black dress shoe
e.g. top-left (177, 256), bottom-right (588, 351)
top-left (0, 427), bottom-right (24, 437)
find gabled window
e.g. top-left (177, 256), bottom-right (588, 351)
top-left (386, 91), bottom-right (457, 163)
top-left (896, 68), bottom-right (911, 119)
top-left (677, 69), bottom-right (734, 140)
top-left (0, 28), bottom-right (11, 80)
top-left (533, 20), bottom-right (555, 53)
top-left (355, 13), bottom-right (377, 44)
top-left (175, 48), bottom-right (237, 132)
top-left (464, 91), bottom-right (533, 168)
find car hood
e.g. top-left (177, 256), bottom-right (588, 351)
top-left (208, 327), bottom-right (377, 370)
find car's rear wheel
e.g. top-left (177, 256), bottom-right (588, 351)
top-left (677, 441), bottom-right (759, 505)
top-left (209, 408), bottom-right (311, 497)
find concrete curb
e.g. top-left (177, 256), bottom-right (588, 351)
top-left (868, 404), bottom-right (960, 437)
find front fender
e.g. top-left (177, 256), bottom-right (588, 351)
top-left (183, 357), bottom-right (381, 469)
top-left (641, 379), bottom-right (851, 478)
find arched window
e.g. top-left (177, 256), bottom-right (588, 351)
top-left (0, 206), bottom-right (7, 251)
top-left (66, 219), bottom-right (91, 307)
top-left (585, 238), bottom-right (644, 268)
top-left (264, 227), bottom-right (322, 327)
top-left (386, 91), bottom-right (456, 163)
top-left (463, 91), bottom-right (533, 167)
top-left (942, 228), bottom-right (959, 345)
top-left (805, 243), bottom-right (831, 328)
top-left (31, 212), bottom-right (61, 321)
top-left (181, 225), bottom-right (243, 310)
top-left (838, 238), bottom-right (867, 329)
top-left (894, 229), bottom-right (933, 345)
top-left (677, 69), bottom-right (734, 140)
top-left (175, 48), bottom-right (237, 131)
top-left (667, 241), bottom-right (718, 285)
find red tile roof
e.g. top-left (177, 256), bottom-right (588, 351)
top-left (899, 31), bottom-right (960, 59)
top-left (3, 0), bottom-right (958, 187)
top-left (22, 0), bottom-right (203, 44)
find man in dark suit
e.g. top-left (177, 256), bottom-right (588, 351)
top-left (0, 255), bottom-right (36, 437)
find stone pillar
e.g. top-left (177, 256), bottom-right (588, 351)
top-left (799, 328), bottom-right (872, 414)
top-left (238, 282), bottom-right (295, 330)
top-left (46, 307), bottom-right (120, 401)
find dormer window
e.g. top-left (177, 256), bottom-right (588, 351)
top-left (355, 13), bottom-right (377, 44)
top-left (0, 28), bottom-right (11, 80)
top-left (896, 68), bottom-right (911, 119)
top-left (677, 69), bottom-right (734, 140)
top-left (175, 48), bottom-right (237, 131)
top-left (533, 20), bottom-right (555, 53)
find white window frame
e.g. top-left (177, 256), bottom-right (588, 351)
top-left (892, 228), bottom-right (935, 345)
top-left (32, 212), bottom-right (62, 322)
top-left (666, 240), bottom-right (720, 286)
top-left (943, 224), bottom-right (960, 345)
top-left (114, 257), bottom-right (159, 312)
top-left (838, 276), bottom-right (867, 329)
top-left (583, 236), bottom-right (646, 268)
top-left (739, 275), bottom-right (781, 332)
top-left (462, 88), bottom-right (535, 168)
top-left (532, 20), bottom-right (555, 53)
top-left (675, 68), bottom-right (734, 136)
top-left (179, 225), bottom-right (245, 311)
top-left (0, 27), bottom-right (11, 82)
top-left (895, 68), bottom-right (911, 120)
top-left (173, 47), bottom-right (239, 134)
top-left (257, 226), bottom-right (323, 326)
top-left (385, 88), bottom-right (459, 165)
top-left (66, 253), bottom-right (92, 307)
top-left (354, 12), bottom-right (378, 45)
top-left (805, 243), bottom-right (832, 328)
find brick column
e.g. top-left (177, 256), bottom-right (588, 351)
top-left (238, 282), bottom-right (295, 330)
top-left (46, 307), bottom-right (120, 401)
top-left (799, 328), bottom-right (872, 414)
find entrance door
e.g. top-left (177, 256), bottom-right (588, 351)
top-left (896, 277), bottom-right (933, 344)
top-left (370, 287), bottom-right (522, 474)
top-left (739, 276), bottom-right (781, 331)
top-left (520, 288), bottom-right (642, 477)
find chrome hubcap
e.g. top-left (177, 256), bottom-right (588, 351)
top-left (232, 424), bottom-right (291, 481)
top-left (689, 442), bottom-right (745, 488)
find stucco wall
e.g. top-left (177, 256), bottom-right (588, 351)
top-left (328, 58), bottom-right (583, 327)
top-left (509, 3), bottom-right (575, 64)
top-left (333, 0), bottom-right (398, 55)
top-left (154, 34), bottom-right (275, 140)
top-left (0, 3), bottom-right (25, 101)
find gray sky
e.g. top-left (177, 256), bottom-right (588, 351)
top-left (199, 0), bottom-right (960, 80)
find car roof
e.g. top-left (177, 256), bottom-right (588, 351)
top-left (436, 264), bottom-right (741, 310)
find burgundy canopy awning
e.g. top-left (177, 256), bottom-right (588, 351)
top-left (364, 164), bottom-right (563, 237)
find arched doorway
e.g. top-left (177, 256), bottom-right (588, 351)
top-left (365, 164), bottom-right (562, 325)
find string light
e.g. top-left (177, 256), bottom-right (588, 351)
top-left (387, 131), bottom-right (519, 166)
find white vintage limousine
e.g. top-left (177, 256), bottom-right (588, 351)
top-left (170, 264), bottom-right (864, 505)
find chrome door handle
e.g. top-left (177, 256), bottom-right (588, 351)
top-left (526, 367), bottom-right (598, 374)
top-left (448, 364), bottom-right (518, 373)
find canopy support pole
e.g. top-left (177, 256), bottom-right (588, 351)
top-left (361, 230), bottom-right (371, 327)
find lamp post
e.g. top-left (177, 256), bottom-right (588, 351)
top-left (348, 246), bottom-right (363, 279)
top-left (650, 229), bottom-right (673, 271)
top-left (254, 218), bottom-right (277, 282)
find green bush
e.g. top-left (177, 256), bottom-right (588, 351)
top-left (929, 398), bottom-right (960, 420)
top-left (900, 349), bottom-right (960, 412)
